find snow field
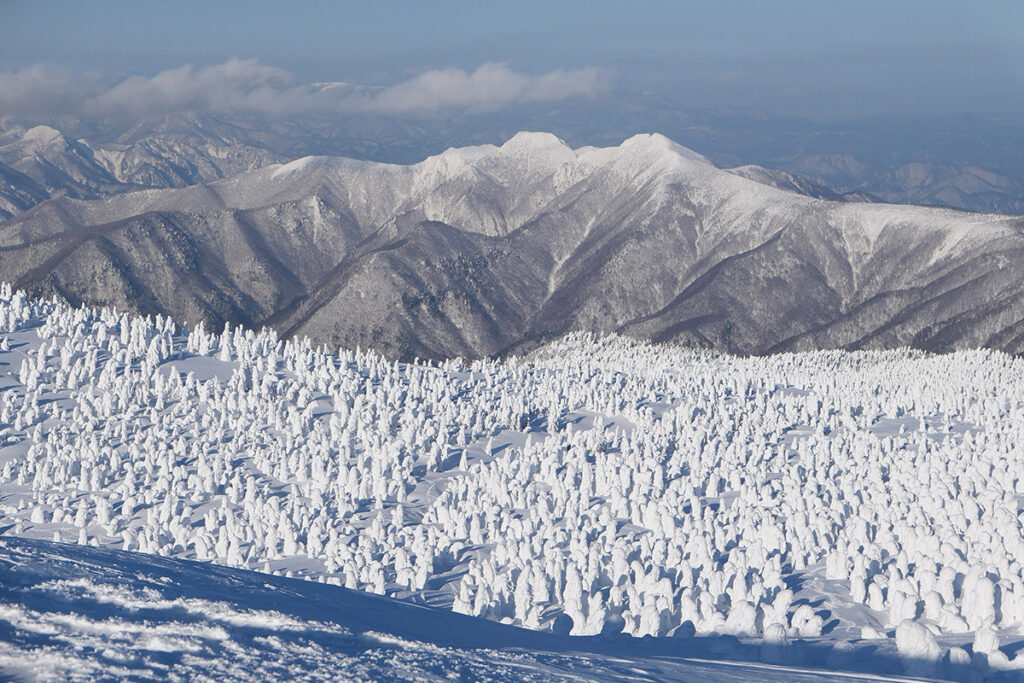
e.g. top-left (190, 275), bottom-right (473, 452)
top-left (2, 537), bottom-right (933, 683)
top-left (3, 283), bottom-right (1024, 678)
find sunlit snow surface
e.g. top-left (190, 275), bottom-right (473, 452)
top-left (2, 285), bottom-right (1024, 681)
top-left (2, 537), bottom-right (937, 683)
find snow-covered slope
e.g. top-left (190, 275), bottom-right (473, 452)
top-left (3, 537), bottom-right (953, 683)
top-left (3, 132), bottom-right (1024, 360)
top-left (3, 287), bottom-right (1024, 680)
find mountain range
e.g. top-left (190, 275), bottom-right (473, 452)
top-left (3, 105), bottom-right (1024, 218)
top-left (2, 130), bottom-right (1023, 360)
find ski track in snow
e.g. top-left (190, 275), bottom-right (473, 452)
top-left (1, 285), bottom-right (1024, 680)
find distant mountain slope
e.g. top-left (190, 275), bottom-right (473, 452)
top-left (782, 155), bottom-right (1024, 216)
top-left (0, 116), bottom-right (282, 218)
top-left (2, 131), bottom-right (1023, 360)
top-left (726, 164), bottom-right (883, 203)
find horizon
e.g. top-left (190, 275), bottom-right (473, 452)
top-left (4, 1), bottom-right (1024, 120)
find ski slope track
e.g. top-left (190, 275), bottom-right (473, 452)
top-left (2, 132), bottom-right (1024, 361)
top-left (3, 287), bottom-right (1024, 680)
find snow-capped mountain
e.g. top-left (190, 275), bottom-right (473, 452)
top-left (0, 124), bottom-right (128, 215)
top-left (3, 286), bottom-right (1024, 680)
top-left (2, 131), bottom-right (1022, 360)
top-left (0, 115), bottom-right (282, 219)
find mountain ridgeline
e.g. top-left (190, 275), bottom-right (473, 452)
top-left (2, 131), bottom-right (1023, 360)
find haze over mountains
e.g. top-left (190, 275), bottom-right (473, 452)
top-left (2, 128), bottom-right (1023, 360)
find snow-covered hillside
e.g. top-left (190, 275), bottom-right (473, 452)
top-left (3, 285), bottom-right (1024, 680)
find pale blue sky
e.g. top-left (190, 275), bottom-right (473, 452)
top-left (3, 0), bottom-right (1023, 117)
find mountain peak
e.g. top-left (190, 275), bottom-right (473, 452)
top-left (500, 131), bottom-right (572, 155)
top-left (270, 155), bottom-right (372, 180)
top-left (21, 125), bottom-right (69, 150)
top-left (619, 133), bottom-right (711, 166)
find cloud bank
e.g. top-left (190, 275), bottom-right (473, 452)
top-left (0, 59), bottom-right (609, 118)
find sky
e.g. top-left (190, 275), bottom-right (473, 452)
top-left (3, 0), bottom-right (1024, 119)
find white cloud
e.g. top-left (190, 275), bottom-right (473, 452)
top-left (344, 62), bottom-right (608, 114)
top-left (0, 65), bottom-right (106, 117)
top-left (0, 60), bottom-right (610, 119)
top-left (84, 60), bottom-right (301, 117)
